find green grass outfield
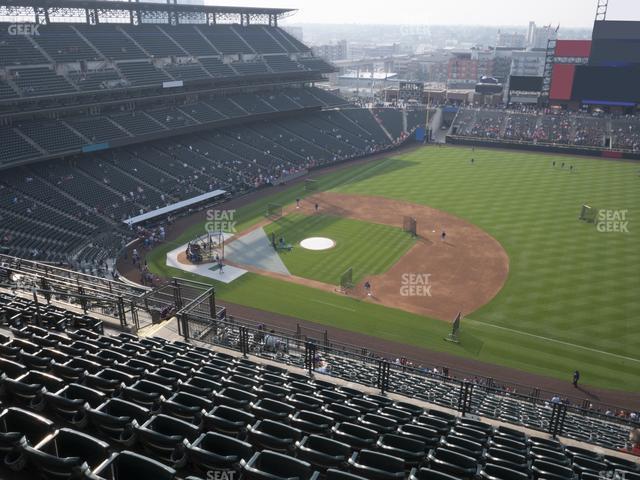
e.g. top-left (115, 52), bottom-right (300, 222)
top-left (263, 213), bottom-right (415, 285)
top-left (146, 146), bottom-right (640, 391)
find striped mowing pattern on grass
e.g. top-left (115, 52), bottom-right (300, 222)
top-left (146, 146), bottom-right (640, 391)
top-left (333, 148), bottom-right (639, 363)
top-left (263, 213), bottom-right (415, 285)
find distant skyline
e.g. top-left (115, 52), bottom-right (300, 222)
top-left (207, 0), bottom-right (640, 28)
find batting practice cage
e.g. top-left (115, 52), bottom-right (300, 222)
top-left (265, 203), bottom-right (283, 218)
top-left (403, 216), bottom-right (417, 236)
top-left (304, 178), bottom-right (319, 192)
top-left (186, 231), bottom-right (224, 264)
top-left (339, 267), bottom-right (354, 292)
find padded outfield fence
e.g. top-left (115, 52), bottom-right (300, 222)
top-left (178, 308), bottom-right (638, 450)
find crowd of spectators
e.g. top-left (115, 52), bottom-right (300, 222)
top-left (469, 110), bottom-right (504, 138)
top-left (452, 106), bottom-right (640, 151)
top-left (574, 117), bottom-right (605, 147)
top-left (612, 117), bottom-right (640, 152)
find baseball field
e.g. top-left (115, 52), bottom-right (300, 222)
top-left (145, 145), bottom-right (639, 393)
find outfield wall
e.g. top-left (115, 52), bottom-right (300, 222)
top-left (446, 135), bottom-right (640, 160)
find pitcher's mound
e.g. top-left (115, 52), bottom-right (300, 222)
top-left (300, 237), bottom-right (336, 251)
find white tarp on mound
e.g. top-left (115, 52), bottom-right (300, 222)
top-left (300, 237), bottom-right (336, 251)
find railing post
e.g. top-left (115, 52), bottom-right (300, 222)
top-left (180, 313), bottom-right (190, 341)
top-left (239, 326), bottom-right (249, 358)
top-left (32, 287), bottom-right (41, 326)
top-left (209, 290), bottom-right (216, 318)
top-left (130, 301), bottom-right (139, 331)
top-left (117, 296), bottom-right (126, 328)
top-left (377, 360), bottom-right (390, 394)
top-left (78, 286), bottom-right (87, 313)
top-left (549, 402), bottom-right (567, 438)
top-left (305, 341), bottom-right (316, 377)
top-left (40, 277), bottom-right (51, 303)
top-left (457, 381), bottom-right (474, 416)
top-left (173, 278), bottom-right (183, 310)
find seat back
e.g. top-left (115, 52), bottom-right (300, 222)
top-left (435, 447), bottom-right (477, 469)
top-left (25, 428), bottom-right (109, 479)
top-left (250, 450), bottom-right (313, 478)
top-left (0, 407), bottom-right (53, 447)
top-left (305, 434), bottom-right (351, 457)
top-left (198, 432), bottom-right (253, 460)
top-left (483, 463), bottom-right (529, 480)
top-left (143, 414), bottom-right (199, 442)
top-left (411, 467), bottom-right (462, 480)
top-left (356, 449), bottom-right (405, 473)
top-left (0, 358), bottom-right (27, 379)
top-left (111, 451), bottom-right (176, 480)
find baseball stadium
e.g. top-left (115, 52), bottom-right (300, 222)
top-left (0, 0), bottom-right (638, 478)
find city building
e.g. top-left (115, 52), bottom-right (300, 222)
top-left (510, 49), bottom-right (547, 77)
top-left (312, 40), bottom-right (348, 62)
top-left (447, 49), bottom-right (495, 88)
top-left (527, 21), bottom-right (558, 49)
top-left (497, 31), bottom-right (526, 48)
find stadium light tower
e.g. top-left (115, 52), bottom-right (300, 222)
top-left (595, 0), bottom-right (608, 22)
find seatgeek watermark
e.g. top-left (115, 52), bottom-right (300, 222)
top-left (7, 23), bottom-right (40, 36)
top-left (205, 470), bottom-right (236, 480)
top-left (400, 273), bottom-right (432, 297)
top-left (595, 209), bottom-right (629, 233)
top-left (205, 209), bottom-right (237, 233)
top-left (398, 15), bottom-right (430, 37)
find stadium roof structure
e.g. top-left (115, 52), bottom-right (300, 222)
top-left (0, 0), bottom-right (296, 25)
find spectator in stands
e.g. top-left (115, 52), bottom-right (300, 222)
top-left (316, 358), bottom-right (330, 374)
top-left (626, 428), bottom-right (640, 455)
top-left (264, 330), bottom-right (277, 351)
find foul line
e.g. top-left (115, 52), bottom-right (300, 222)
top-left (311, 299), bottom-right (357, 312)
top-left (464, 318), bottom-right (640, 364)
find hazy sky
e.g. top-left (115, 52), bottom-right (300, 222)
top-left (210, 0), bottom-right (640, 27)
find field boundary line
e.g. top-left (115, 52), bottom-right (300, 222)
top-left (311, 299), bottom-right (357, 312)
top-left (465, 318), bottom-right (640, 363)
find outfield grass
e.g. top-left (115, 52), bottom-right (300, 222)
top-left (146, 146), bottom-right (640, 391)
top-left (263, 213), bottom-right (415, 285)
